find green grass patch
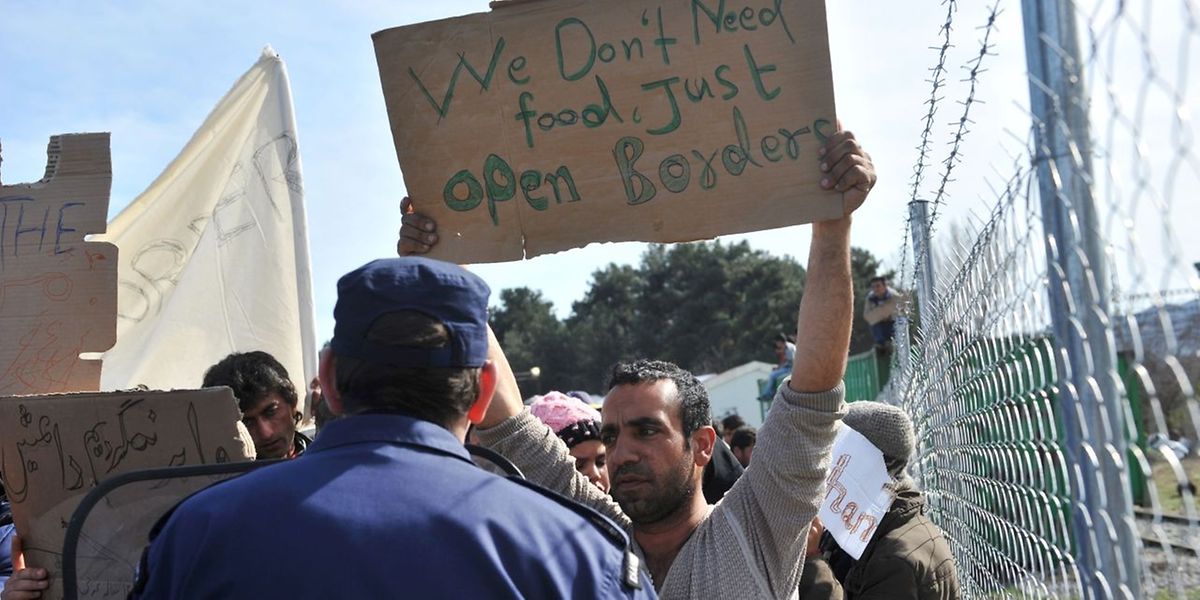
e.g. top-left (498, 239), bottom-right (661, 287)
top-left (1152, 587), bottom-right (1200, 600)
top-left (1149, 455), bottom-right (1200, 516)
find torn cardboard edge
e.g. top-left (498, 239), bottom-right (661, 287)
top-left (0, 133), bottom-right (117, 397)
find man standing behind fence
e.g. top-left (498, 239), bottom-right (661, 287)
top-left (802, 401), bottom-right (961, 599)
top-left (400, 128), bottom-right (876, 597)
top-left (863, 276), bottom-right (903, 351)
top-left (130, 258), bottom-right (655, 599)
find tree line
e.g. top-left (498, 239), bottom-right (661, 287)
top-left (490, 240), bottom-right (892, 398)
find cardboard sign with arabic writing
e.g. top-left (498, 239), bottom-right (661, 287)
top-left (0, 388), bottom-right (256, 600)
top-left (374, 0), bottom-right (842, 263)
top-left (0, 134), bottom-right (117, 395)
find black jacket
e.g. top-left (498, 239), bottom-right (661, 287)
top-left (702, 439), bottom-right (744, 503)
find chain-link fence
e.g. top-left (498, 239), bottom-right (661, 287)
top-left (884, 0), bottom-right (1200, 598)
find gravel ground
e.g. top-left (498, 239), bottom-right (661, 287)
top-left (1142, 547), bottom-right (1200, 598)
top-left (1138, 516), bottom-right (1200, 598)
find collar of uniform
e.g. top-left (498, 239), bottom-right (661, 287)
top-left (306, 413), bottom-right (472, 463)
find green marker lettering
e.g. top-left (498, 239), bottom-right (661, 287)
top-left (520, 170), bottom-right (548, 211)
top-left (444, 170), bottom-right (484, 212)
top-left (743, 44), bottom-right (780, 101)
top-left (613, 136), bottom-right (657, 205)
top-left (556, 17), bottom-right (596, 81)
top-left (642, 77), bottom-right (682, 135)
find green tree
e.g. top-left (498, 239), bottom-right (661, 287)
top-left (557, 241), bottom-right (806, 388)
top-left (563, 264), bottom-right (644, 391)
top-left (489, 287), bottom-right (565, 398)
top-left (486, 241), bottom-right (883, 397)
top-left (636, 241), bottom-right (804, 375)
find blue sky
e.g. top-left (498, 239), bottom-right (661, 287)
top-left (2, 1), bottom-right (1191, 344)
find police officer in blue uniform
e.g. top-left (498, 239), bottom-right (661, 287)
top-left (131, 258), bottom-right (655, 599)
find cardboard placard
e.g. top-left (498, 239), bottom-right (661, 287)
top-left (374, 0), bottom-right (841, 263)
top-left (0, 134), bottom-right (117, 395)
top-left (0, 388), bottom-right (256, 599)
top-left (818, 424), bottom-right (897, 559)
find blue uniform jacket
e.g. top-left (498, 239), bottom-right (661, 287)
top-left (0, 524), bottom-right (13, 588)
top-left (133, 413), bottom-right (654, 599)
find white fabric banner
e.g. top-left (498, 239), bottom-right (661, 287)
top-left (99, 47), bottom-right (317, 414)
top-left (818, 424), bottom-right (898, 560)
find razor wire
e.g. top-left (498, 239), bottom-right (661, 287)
top-left (886, 0), bottom-right (1200, 598)
top-left (899, 0), bottom-right (958, 297)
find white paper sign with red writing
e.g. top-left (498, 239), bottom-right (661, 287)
top-left (818, 424), bottom-right (898, 560)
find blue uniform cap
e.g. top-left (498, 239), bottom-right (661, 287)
top-left (331, 258), bottom-right (490, 368)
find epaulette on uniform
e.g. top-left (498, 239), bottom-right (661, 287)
top-left (504, 476), bottom-right (643, 591)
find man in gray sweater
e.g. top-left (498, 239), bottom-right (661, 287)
top-left (0, 116), bottom-right (875, 598)
top-left (399, 128), bottom-right (876, 598)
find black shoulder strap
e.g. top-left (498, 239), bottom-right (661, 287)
top-left (464, 443), bottom-right (525, 478)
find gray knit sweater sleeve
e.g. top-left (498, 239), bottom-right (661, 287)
top-left (473, 410), bottom-right (632, 529)
top-left (475, 381), bottom-right (844, 599)
top-left (668, 381), bottom-right (846, 599)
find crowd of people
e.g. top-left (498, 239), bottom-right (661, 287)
top-left (1, 128), bottom-right (962, 599)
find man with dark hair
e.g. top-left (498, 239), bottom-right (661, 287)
top-left (719, 413), bottom-right (746, 445)
top-left (864, 276), bottom-right (903, 350)
top-left (431, 129), bottom-right (878, 597)
top-left (202, 350), bottom-right (309, 460)
top-left (729, 427), bottom-right (756, 468)
top-left (131, 258), bottom-right (654, 599)
top-left (760, 333), bottom-right (797, 402)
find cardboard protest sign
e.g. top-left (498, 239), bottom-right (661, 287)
top-left (0, 134), bottom-right (117, 395)
top-left (819, 423), bottom-right (897, 559)
top-left (0, 388), bottom-right (256, 599)
top-left (374, 0), bottom-right (841, 263)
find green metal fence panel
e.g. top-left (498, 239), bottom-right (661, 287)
top-left (845, 348), bottom-right (891, 402)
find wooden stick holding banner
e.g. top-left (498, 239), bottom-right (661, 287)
top-left (374, 0), bottom-right (842, 263)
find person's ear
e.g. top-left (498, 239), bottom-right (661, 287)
top-left (319, 350), bottom-right (344, 415)
top-left (467, 360), bottom-right (498, 425)
top-left (692, 424), bottom-right (717, 467)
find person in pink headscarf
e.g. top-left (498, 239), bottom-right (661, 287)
top-left (529, 392), bottom-right (609, 493)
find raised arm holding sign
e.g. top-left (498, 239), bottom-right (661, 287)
top-left (401, 122), bottom-right (876, 597)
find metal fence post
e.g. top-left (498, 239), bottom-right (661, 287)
top-left (1020, 0), bottom-right (1138, 597)
top-left (903, 199), bottom-right (937, 488)
top-left (909, 200), bottom-right (937, 324)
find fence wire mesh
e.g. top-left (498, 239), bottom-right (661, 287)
top-left (886, 0), bottom-right (1200, 598)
